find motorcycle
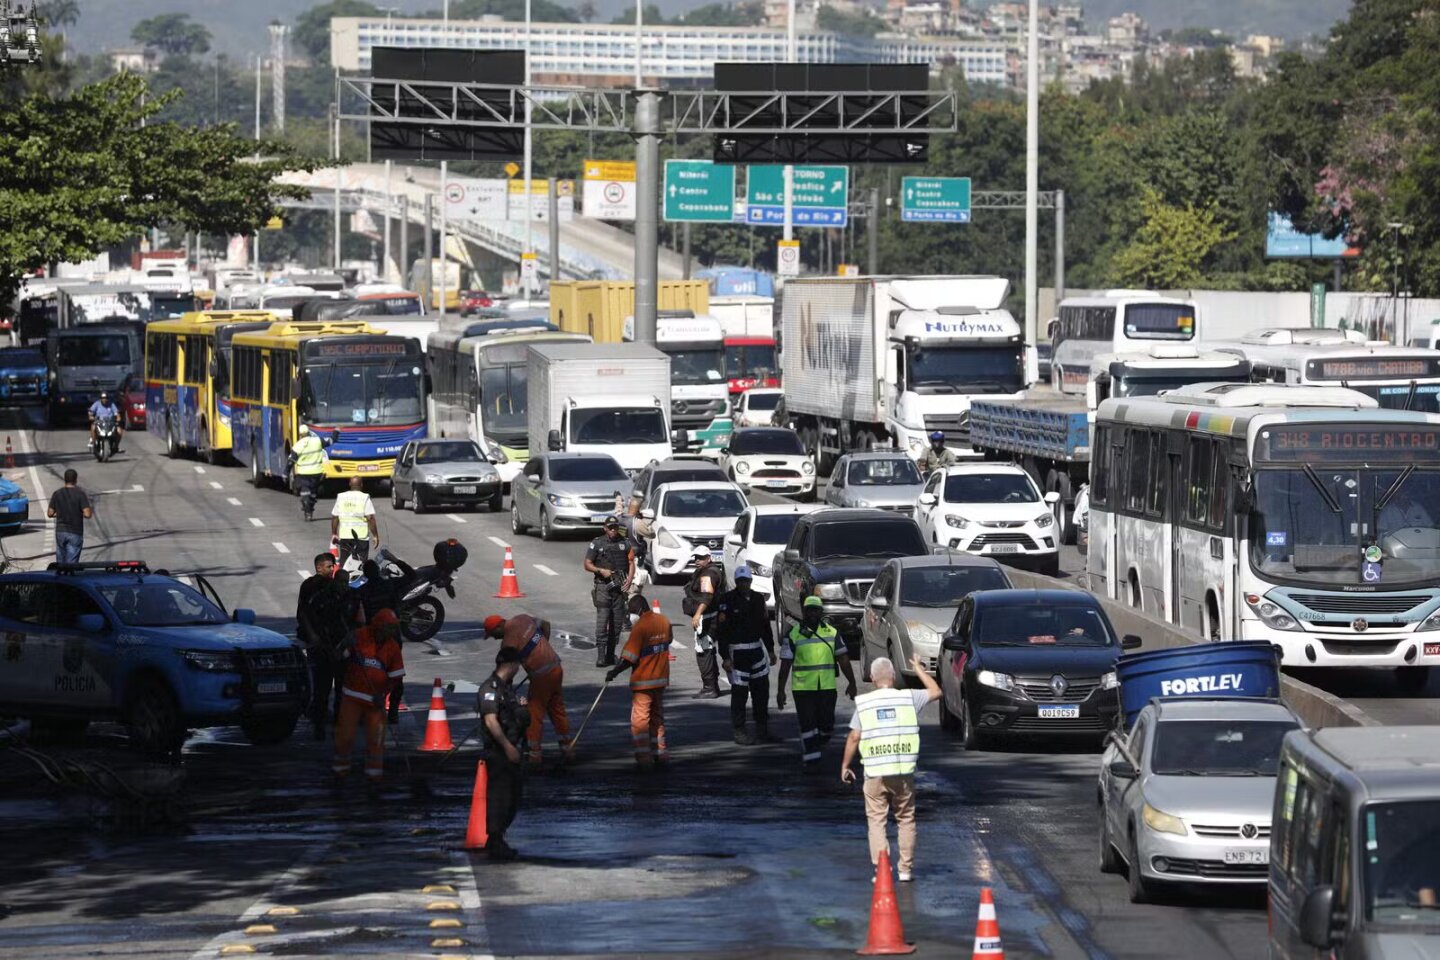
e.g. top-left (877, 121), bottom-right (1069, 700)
top-left (351, 540), bottom-right (468, 643)
top-left (92, 416), bottom-right (119, 462)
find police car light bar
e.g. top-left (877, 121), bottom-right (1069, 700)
top-left (47, 560), bottom-right (151, 575)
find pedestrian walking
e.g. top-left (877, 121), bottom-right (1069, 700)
top-left (289, 424), bottom-right (327, 521)
top-left (47, 468), bottom-right (93, 565)
top-left (607, 594), bottom-right (671, 767)
top-left (331, 477), bottom-right (379, 576)
top-left (716, 566), bottom-right (780, 745)
top-left (297, 552), bottom-right (355, 740)
top-left (583, 517), bottom-right (633, 668)
top-left (332, 608), bottom-right (405, 788)
top-left (840, 654), bottom-right (942, 882)
top-left (477, 646), bottom-right (528, 860)
top-left (683, 546), bottom-right (724, 699)
top-left (776, 595), bottom-right (857, 772)
top-left (485, 613), bottom-right (574, 764)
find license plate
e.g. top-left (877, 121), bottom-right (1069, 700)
top-left (711, 551), bottom-right (724, 563)
top-left (987, 544), bottom-right (1020, 554)
top-left (453, 485), bottom-right (477, 494)
top-left (1223, 849), bottom-right (1268, 865)
top-left (1036, 705), bottom-right (1079, 719)
top-left (1426, 642), bottom-right (1440, 657)
top-left (765, 480), bottom-right (788, 488)
top-left (357, 464), bottom-right (378, 473)
top-left (256, 682), bottom-right (288, 694)
top-left (590, 513), bottom-right (612, 523)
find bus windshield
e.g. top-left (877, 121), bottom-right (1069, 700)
top-left (1122, 304), bottom-right (1195, 341)
top-left (910, 346), bottom-right (1023, 395)
top-left (478, 362), bottom-right (528, 440)
top-left (667, 348), bottom-right (726, 387)
top-left (1114, 372), bottom-right (1248, 398)
top-left (726, 343), bottom-right (776, 378)
top-left (301, 360), bottom-right (425, 426)
top-left (1251, 467), bottom-right (1440, 586)
top-left (1346, 383), bottom-right (1440, 415)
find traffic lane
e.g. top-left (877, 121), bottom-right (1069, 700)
top-left (1287, 667), bottom-right (1440, 726)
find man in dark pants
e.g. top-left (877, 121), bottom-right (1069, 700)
top-left (716, 565), bottom-right (781, 745)
top-left (684, 546), bottom-right (724, 699)
top-left (477, 647), bottom-right (528, 860)
top-left (776, 595), bottom-right (857, 772)
top-left (583, 517), bottom-right (633, 668)
top-left (356, 560), bottom-right (406, 723)
top-left (296, 552), bottom-right (353, 740)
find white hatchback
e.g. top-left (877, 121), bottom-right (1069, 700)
top-left (647, 481), bottom-right (751, 581)
top-left (719, 427), bottom-right (816, 500)
top-left (721, 503), bottom-right (826, 609)
top-left (735, 388), bottom-right (783, 427)
top-left (914, 464), bottom-right (1061, 575)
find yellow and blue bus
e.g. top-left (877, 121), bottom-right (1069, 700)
top-left (144, 312), bottom-right (278, 463)
top-left (228, 322), bottom-right (428, 487)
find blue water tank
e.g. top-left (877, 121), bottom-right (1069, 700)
top-left (1115, 642), bottom-right (1282, 729)
top-left (695, 267), bottom-right (775, 298)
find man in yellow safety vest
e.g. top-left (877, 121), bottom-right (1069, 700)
top-left (290, 424), bottom-right (328, 521)
top-left (840, 653), bottom-right (941, 883)
top-left (331, 477), bottom-right (379, 575)
top-left (776, 595), bottom-right (856, 772)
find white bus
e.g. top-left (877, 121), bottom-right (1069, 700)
top-left (1049, 290), bottom-right (1198, 395)
top-left (427, 327), bottom-right (590, 484)
top-left (1088, 381), bottom-right (1440, 687)
top-left (1212, 331), bottom-right (1440, 413)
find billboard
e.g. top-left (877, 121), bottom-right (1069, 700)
top-left (1266, 213), bottom-right (1359, 259)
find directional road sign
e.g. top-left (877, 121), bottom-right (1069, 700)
top-left (664, 160), bottom-right (736, 222)
top-left (901, 177), bottom-right (971, 223)
top-left (746, 165), bottom-right (849, 227)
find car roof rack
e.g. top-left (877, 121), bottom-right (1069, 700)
top-left (47, 560), bottom-right (150, 575)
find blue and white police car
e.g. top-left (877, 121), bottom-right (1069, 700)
top-left (0, 476), bottom-right (28, 535)
top-left (0, 561), bottom-right (308, 752)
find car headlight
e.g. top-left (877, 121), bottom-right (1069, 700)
top-left (944, 513), bottom-right (971, 529)
top-left (657, 528), bottom-right (683, 549)
top-left (749, 560), bottom-right (772, 578)
top-left (423, 473), bottom-right (444, 483)
top-left (182, 650), bottom-right (242, 672)
top-left (1244, 593), bottom-right (1300, 631)
top-left (815, 582), bottom-right (846, 601)
top-left (1100, 670), bottom-right (1119, 690)
top-left (977, 669), bottom-right (1015, 691)
top-left (801, 461), bottom-right (815, 475)
top-left (1419, 608), bottom-right (1440, 632)
top-left (906, 621), bottom-right (940, 648)
top-left (1035, 512), bottom-right (1054, 528)
top-left (1142, 803), bottom-right (1187, 836)
top-left (547, 494), bottom-right (582, 508)
top-left (735, 461), bottom-right (751, 475)
top-left (852, 498), bottom-right (872, 508)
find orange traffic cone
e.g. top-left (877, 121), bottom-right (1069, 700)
top-left (418, 677), bottom-right (454, 752)
top-left (857, 850), bottom-right (915, 955)
top-left (4, 436), bottom-right (13, 469)
top-left (493, 545), bottom-right (525, 598)
top-left (463, 760), bottom-right (489, 850)
top-left (971, 887), bottom-right (1004, 959)
top-left (653, 598), bottom-right (676, 660)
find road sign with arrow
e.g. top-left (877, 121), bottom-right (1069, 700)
top-left (900, 176), bottom-right (971, 223)
top-left (746, 165), bottom-right (849, 227)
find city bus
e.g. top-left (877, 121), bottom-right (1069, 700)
top-left (427, 327), bottom-right (590, 484)
top-left (1049, 290), bottom-right (1198, 395)
top-left (1212, 330), bottom-right (1440, 412)
top-left (144, 312), bottom-right (277, 463)
top-left (1087, 381), bottom-right (1440, 688)
top-left (229, 322), bottom-right (427, 488)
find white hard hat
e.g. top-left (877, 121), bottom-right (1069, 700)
top-left (298, 423), bottom-right (310, 435)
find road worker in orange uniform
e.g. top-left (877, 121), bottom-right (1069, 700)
top-left (333, 608), bottom-right (405, 786)
top-left (606, 595), bottom-right (672, 767)
top-left (484, 613), bottom-right (573, 764)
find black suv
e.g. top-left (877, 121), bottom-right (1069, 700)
top-left (772, 508), bottom-right (928, 658)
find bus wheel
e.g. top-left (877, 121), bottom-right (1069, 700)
top-left (165, 419), bottom-right (179, 459)
top-left (1054, 473), bottom-right (1075, 545)
top-left (249, 446), bottom-right (263, 488)
top-left (1206, 596), bottom-right (1221, 641)
top-left (1128, 573), bottom-right (1142, 611)
top-left (199, 426), bottom-right (216, 465)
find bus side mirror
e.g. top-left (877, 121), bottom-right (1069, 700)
top-left (331, 428), bottom-right (341, 445)
top-left (1234, 486), bottom-right (1255, 514)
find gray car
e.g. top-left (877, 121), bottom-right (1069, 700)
top-left (511, 452), bottom-right (631, 541)
top-left (390, 439), bottom-right (503, 514)
top-left (630, 456), bottom-right (729, 506)
top-left (826, 451), bottom-right (925, 517)
top-left (860, 552), bottom-right (1012, 682)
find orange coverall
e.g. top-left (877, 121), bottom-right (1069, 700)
top-left (500, 614), bottom-right (572, 762)
top-left (333, 625), bottom-right (405, 780)
top-left (620, 610), bottom-right (672, 765)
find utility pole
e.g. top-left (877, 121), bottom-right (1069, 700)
top-left (383, 159), bottom-right (393, 283)
top-left (868, 187), bottom-right (879, 275)
top-left (1024, 0), bottom-right (1040, 347)
top-left (331, 103), bottom-right (341, 270)
top-left (439, 159), bottom-right (449, 319)
top-left (682, 223), bottom-right (692, 279)
top-left (632, 91), bottom-right (661, 345)
top-left (269, 23), bottom-right (288, 134)
top-left (782, 0), bottom-right (797, 250)
top-left (253, 54), bottom-right (261, 141)
top-left (422, 194), bottom-right (434, 304)
top-left (399, 194), bottom-right (410, 287)
top-left (1054, 188), bottom-right (1065, 303)
top-left (548, 176), bottom-right (560, 287)
top-left (522, 0), bottom-right (534, 300)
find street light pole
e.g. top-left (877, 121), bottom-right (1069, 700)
top-left (1024, 0), bottom-right (1039, 348)
top-left (523, 0), bottom-right (534, 300)
top-left (782, 0), bottom-right (796, 247)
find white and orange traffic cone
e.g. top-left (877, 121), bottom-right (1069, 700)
top-left (493, 546), bottom-right (525, 599)
top-left (4, 436), bottom-right (13, 470)
top-left (418, 677), bottom-right (454, 752)
top-left (971, 887), bottom-right (1004, 959)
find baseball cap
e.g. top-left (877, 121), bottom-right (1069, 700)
top-left (691, 545), bottom-right (711, 558)
top-left (734, 565), bottom-right (753, 580)
top-left (483, 614), bottom-right (506, 634)
top-left (803, 595), bottom-right (824, 609)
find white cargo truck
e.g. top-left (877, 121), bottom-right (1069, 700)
top-left (623, 312), bottom-right (731, 457)
top-left (708, 295), bottom-right (774, 339)
top-left (526, 342), bottom-right (674, 473)
top-left (779, 275), bottom-right (1026, 469)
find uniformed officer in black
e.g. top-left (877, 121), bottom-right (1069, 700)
top-left (716, 564), bottom-right (781, 745)
top-left (684, 546), bottom-right (725, 698)
top-left (584, 517), bottom-right (634, 668)
top-left (477, 647), bottom-right (527, 860)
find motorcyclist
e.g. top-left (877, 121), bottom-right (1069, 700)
top-left (918, 431), bottom-right (955, 475)
top-left (88, 392), bottom-right (124, 452)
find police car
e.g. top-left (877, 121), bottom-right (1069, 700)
top-left (0, 561), bottom-right (309, 752)
top-left (0, 476), bottom-right (28, 535)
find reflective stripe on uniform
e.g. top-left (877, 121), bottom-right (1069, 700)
top-left (789, 624), bottom-right (839, 691)
top-left (334, 490), bottom-right (371, 539)
top-left (293, 434), bottom-right (326, 474)
top-left (854, 688), bottom-right (921, 776)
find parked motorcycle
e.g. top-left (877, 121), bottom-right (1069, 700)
top-left (92, 417), bottom-right (119, 462)
top-left (352, 539), bottom-right (468, 642)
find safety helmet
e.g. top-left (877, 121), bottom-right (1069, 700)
top-left (99, 391), bottom-right (110, 400)
top-left (803, 595), bottom-right (824, 609)
top-left (298, 423), bottom-right (311, 436)
top-left (734, 565), bottom-right (753, 581)
top-left (928, 431), bottom-right (944, 442)
top-left (483, 614), bottom-right (506, 636)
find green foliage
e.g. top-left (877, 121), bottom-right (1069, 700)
top-left (1111, 189), bottom-right (1235, 288)
top-left (450, 0), bottom-right (578, 22)
top-left (610, 4), bottom-right (663, 24)
top-left (130, 12), bottom-right (212, 57)
top-left (815, 4), bottom-right (885, 37)
top-left (676, 2), bottom-right (764, 26)
top-left (294, 0), bottom-right (380, 64)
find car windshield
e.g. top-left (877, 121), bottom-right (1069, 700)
top-left (849, 458), bottom-right (922, 486)
top-left (0, 349), bottom-right (45, 368)
top-left (900, 566), bottom-right (1010, 606)
top-left (99, 582), bottom-right (228, 627)
top-left (753, 513), bottom-right (802, 544)
top-left (1150, 720), bottom-right (1297, 776)
top-left (910, 346), bottom-right (1023, 395)
top-left (974, 603), bottom-right (1114, 646)
top-left (416, 442), bottom-right (483, 463)
top-left (1364, 801), bottom-right (1440, 928)
top-left (58, 336), bottom-right (130, 366)
top-left (1251, 468), bottom-right (1440, 587)
top-left (744, 392), bottom-right (781, 411)
top-left (653, 466), bottom-right (726, 488)
top-left (301, 360), bottom-right (425, 426)
top-left (550, 458), bottom-right (627, 482)
top-left (944, 472), bottom-right (1038, 504)
top-left (730, 430), bottom-right (804, 455)
top-left (478, 363), bottom-right (528, 439)
top-left (812, 521), bottom-right (927, 561)
top-left (663, 488), bottom-right (747, 518)
top-left (666, 347), bottom-right (725, 386)
top-left (570, 407), bottom-right (668, 445)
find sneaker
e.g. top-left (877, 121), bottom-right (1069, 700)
top-left (690, 688), bottom-right (721, 700)
top-left (898, 871), bottom-right (913, 882)
top-left (733, 728), bottom-right (756, 746)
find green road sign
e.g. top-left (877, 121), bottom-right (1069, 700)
top-left (746, 165), bottom-right (849, 226)
top-left (900, 177), bottom-right (972, 223)
top-left (664, 160), bottom-right (736, 222)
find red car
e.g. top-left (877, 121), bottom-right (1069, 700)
top-left (123, 377), bottom-right (146, 429)
top-left (459, 290), bottom-right (495, 314)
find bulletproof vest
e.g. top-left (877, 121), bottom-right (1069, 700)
top-left (684, 566), bottom-right (723, 615)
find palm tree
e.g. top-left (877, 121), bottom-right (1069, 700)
top-left (39, 0), bottom-right (79, 28)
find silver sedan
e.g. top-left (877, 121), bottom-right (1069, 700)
top-left (511, 452), bottom-right (631, 541)
top-left (825, 451), bottom-right (925, 516)
top-left (390, 439), bottom-right (503, 514)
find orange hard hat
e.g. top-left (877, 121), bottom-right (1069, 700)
top-left (484, 614), bottom-right (506, 633)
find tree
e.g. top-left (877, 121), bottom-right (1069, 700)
top-left (678, 2), bottom-right (764, 26)
top-left (294, 0), bottom-right (380, 64)
top-left (573, 0), bottom-right (597, 21)
top-left (816, 5), bottom-right (885, 37)
top-left (449, 0), bottom-right (579, 22)
top-left (610, 4), bottom-right (664, 24)
top-left (131, 13), bottom-right (212, 58)
top-left (1111, 189), bottom-right (1235, 288)
top-left (38, 0), bottom-right (79, 28)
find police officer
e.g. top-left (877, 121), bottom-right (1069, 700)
top-left (296, 552), bottom-right (355, 740)
top-left (716, 565), bottom-right (780, 745)
top-left (684, 545), bottom-right (725, 699)
top-left (776, 595), bottom-right (857, 772)
top-left (477, 647), bottom-right (528, 860)
top-left (289, 424), bottom-right (327, 521)
top-left (583, 517), bottom-right (633, 668)
top-left (919, 431), bottom-right (955, 475)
